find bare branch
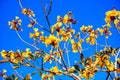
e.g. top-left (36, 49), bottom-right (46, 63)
top-left (0, 60), bottom-right (8, 63)
top-left (18, 0), bottom-right (51, 33)
top-left (58, 47), bottom-right (68, 71)
top-left (16, 31), bottom-right (40, 50)
top-left (40, 0), bottom-right (52, 30)
top-left (10, 63), bottom-right (24, 79)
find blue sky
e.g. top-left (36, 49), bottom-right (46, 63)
top-left (0, 0), bottom-right (120, 80)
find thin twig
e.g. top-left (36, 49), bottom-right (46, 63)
top-left (10, 63), bottom-right (24, 79)
top-left (106, 72), bottom-right (110, 80)
top-left (16, 31), bottom-right (40, 50)
top-left (115, 48), bottom-right (120, 78)
top-left (95, 39), bottom-right (98, 53)
top-left (18, 0), bottom-right (51, 33)
top-left (30, 17), bottom-right (51, 33)
top-left (18, 0), bottom-right (23, 9)
top-left (0, 60), bottom-right (8, 63)
top-left (58, 47), bottom-right (68, 71)
top-left (64, 42), bottom-right (70, 68)
top-left (40, 0), bottom-right (52, 30)
top-left (47, 0), bottom-right (52, 16)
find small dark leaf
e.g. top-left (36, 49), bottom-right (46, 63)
top-left (4, 76), bottom-right (12, 80)
top-left (80, 53), bottom-right (84, 62)
top-left (74, 65), bottom-right (80, 71)
top-left (31, 71), bottom-right (36, 76)
top-left (39, 71), bottom-right (42, 76)
top-left (12, 74), bottom-right (15, 80)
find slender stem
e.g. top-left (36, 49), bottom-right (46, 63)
top-left (0, 60), bottom-right (8, 63)
top-left (97, 43), bottom-right (109, 47)
top-left (47, 0), bottom-right (52, 16)
top-left (30, 17), bottom-right (51, 33)
top-left (18, 0), bottom-right (23, 9)
top-left (95, 39), bottom-right (97, 53)
top-left (115, 48), bottom-right (120, 78)
top-left (58, 47), bottom-right (68, 71)
top-left (64, 42), bottom-right (70, 68)
top-left (16, 31), bottom-right (40, 50)
top-left (42, 68), bottom-right (81, 80)
top-left (40, 0), bottom-right (52, 30)
top-left (106, 72), bottom-right (110, 80)
top-left (115, 26), bottom-right (120, 35)
top-left (82, 33), bottom-right (89, 40)
top-left (18, 0), bottom-right (51, 33)
top-left (10, 63), bottom-right (24, 79)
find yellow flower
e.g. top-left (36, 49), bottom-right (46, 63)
top-left (106, 62), bottom-right (115, 71)
top-left (1, 50), bottom-right (7, 59)
top-left (42, 74), bottom-right (50, 80)
top-left (57, 21), bottom-right (62, 27)
top-left (110, 9), bottom-right (117, 17)
top-left (44, 35), bottom-right (60, 48)
top-left (71, 39), bottom-right (82, 52)
top-left (105, 9), bottom-right (118, 25)
top-left (21, 52), bottom-right (27, 57)
top-left (26, 48), bottom-right (30, 52)
top-left (63, 14), bottom-right (68, 24)
top-left (8, 21), bottom-right (11, 26)
top-left (68, 66), bottom-right (75, 73)
top-left (80, 25), bottom-right (87, 32)
top-left (22, 8), bottom-right (35, 17)
top-left (57, 15), bottom-right (61, 20)
top-left (44, 54), bottom-right (51, 63)
top-left (29, 33), bottom-right (34, 38)
top-left (3, 69), bottom-right (7, 73)
top-left (22, 8), bottom-right (27, 15)
top-left (50, 66), bottom-right (62, 75)
top-left (61, 33), bottom-right (70, 41)
top-left (35, 32), bottom-right (40, 37)
top-left (97, 28), bottom-right (104, 35)
top-left (89, 33), bottom-right (96, 45)
top-left (34, 28), bottom-right (38, 32)
top-left (86, 37), bottom-right (90, 43)
top-left (114, 19), bottom-right (120, 26)
top-left (10, 53), bottom-right (15, 60)
top-left (72, 44), bottom-right (78, 52)
top-left (70, 39), bottom-right (75, 44)
top-left (79, 68), bottom-right (94, 79)
top-left (8, 16), bottom-right (22, 31)
top-left (118, 11), bottom-right (120, 19)
top-left (12, 59), bottom-right (19, 64)
top-left (117, 58), bottom-right (120, 63)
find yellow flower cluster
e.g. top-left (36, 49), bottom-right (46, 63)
top-left (50, 66), bottom-right (62, 75)
top-left (8, 16), bottom-right (22, 31)
top-left (0, 48), bottom-right (34, 64)
top-left (80, 25), bottom-right (93, 33)
top-left (44, 35), bottom-right (60, 48)
top-left (86, 30), bottom-right (98, 45)
top-left (96, 53), bottom-right (115, 71)
top-left (30, 28), bottom-right (44, 40)
top-left (50, 11), bottom-right (76, 42)
top-left (28, 20), bottom-right (36, 27)
top-left (79, 68), bottom-right (95, 79)
top-left (105, 9), bottom-right (120, 28)
top-left (70, 39), bottom-right (83, 52)
top-left (97, 26), bottom-right (112, 38)
top-left (22, 8), bottom-right (35, 17)
top-left (0, 50), bottom-right (24, 64)
top-left (43, 54), bottom-right (54, 64)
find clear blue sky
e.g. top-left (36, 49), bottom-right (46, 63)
top-left (0, 0), bottom-right (120, 80)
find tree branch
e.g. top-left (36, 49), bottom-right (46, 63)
top-left (18, 0), bottom-right (51, 33)
top-left (0, 60), bottom-right (8, 63)
top-left (40, 0), bottom-right (52, 30)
